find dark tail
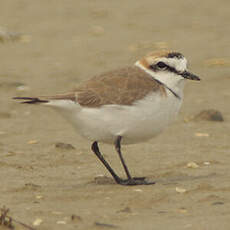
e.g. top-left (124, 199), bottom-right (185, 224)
top-left (13, 97), bottom-right (49, 104)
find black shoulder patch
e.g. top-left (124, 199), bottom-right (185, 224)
top-left (167, 52), bottom-right (183, 59)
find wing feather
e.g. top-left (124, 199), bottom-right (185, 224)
top-left (74, 66), bottom-right (165, 107)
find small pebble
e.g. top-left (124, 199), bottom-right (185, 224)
top-left (177, 208), bottom-right (188, 213)
top-left (194, 109), bottom-right (224, 122)
top-left (16, 85), bottom-right (30, 91)
top-left (212, 201), bottom-right (224, 205)
top-left (186, 162), bottom-right (199, 168)
top-left (35, 195), bottom-right (43, 199)
top-left (71, 215), bottom-right (82, 222)
top-left (55, 142), bottom-right (75, 150)
top-left (5, 151), bottom-right (16, 157)
top-left (195, 133), bottom-right (210, 137)
top-left (176, 187), bottom-right (187, 193)
top-left (133, 189), bottom-right (143, 192)
top-left (33, 218), bottom-right (43, 226)
top-left (24, 183), bottom-right (41, 191)
top-left (0, 27), bottom-right (25, 43)
top-left (94, 222), bottom-right (118, 228)
top-left (27, 140), bottom-right (38, 144)
top-left (56, 220), bottom-right (66, 224)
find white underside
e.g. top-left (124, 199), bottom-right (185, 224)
top-left (46, 89), bottom-right (183, 144)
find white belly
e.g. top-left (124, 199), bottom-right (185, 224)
top-left (49, 89), bottom-right (182, 144)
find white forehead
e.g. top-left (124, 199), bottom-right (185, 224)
top-left (146, 56), bottom-right (188, 72)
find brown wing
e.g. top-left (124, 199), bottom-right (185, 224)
top-left (13, 67), bottom-right (165, 106)
top-left (74, 66), bottom-right (166, 107)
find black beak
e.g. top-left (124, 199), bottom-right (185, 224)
top-left (181, 71), bottom-right (200, 81)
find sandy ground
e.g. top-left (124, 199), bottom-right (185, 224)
top-left (0, 0), bottom-right (230, 229)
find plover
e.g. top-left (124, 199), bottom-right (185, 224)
top-left (14, 50), bottom-right (200, 186)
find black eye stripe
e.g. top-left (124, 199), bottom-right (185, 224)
top-left (150, 63), bottom-right (180, 75)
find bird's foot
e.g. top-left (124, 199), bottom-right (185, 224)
top-left (116, 177), bottom-right (155, 186)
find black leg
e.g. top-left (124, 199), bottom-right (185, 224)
top-left (91, 140), bottom-right (155, 186)
top-left (91, 141), bottom-right (122, 184)
top-left (114, 136), bottom-right (155, 186)
top-left (114, 136), bottom-right (132, 180)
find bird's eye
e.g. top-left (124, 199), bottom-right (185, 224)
top-left (156, 62), bottom-right (167, 69)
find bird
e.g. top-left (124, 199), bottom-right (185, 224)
top-left (13, 50), bottom-right (200, 186)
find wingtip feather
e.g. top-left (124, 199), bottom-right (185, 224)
top-left (13, 97), bottom-right (49, 104)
